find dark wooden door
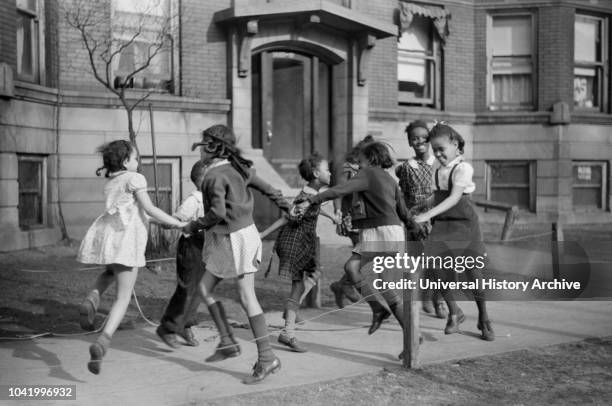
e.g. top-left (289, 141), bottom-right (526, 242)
top-left (252, 51), bottom-right (331, 188)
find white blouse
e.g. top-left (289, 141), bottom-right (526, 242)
top-left (435, 156), bottom-right (475, 194)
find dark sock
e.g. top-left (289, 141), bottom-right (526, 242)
top-left (475, 298), bottom-right (488, 323)
top-left (248, 313), bottom-right (275, 363)
top-left (388, 302), bottom-right (404, 328)
top-left (356, 280), bottom-right (386, 313)
top-left (208, 302), bottom-right (234, 345)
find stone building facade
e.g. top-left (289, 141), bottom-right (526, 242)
top-left (1, 0), bottom-right (612, 251)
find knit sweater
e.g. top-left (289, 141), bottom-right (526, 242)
top-left (187, 162), bottom-right (290, 234)
top-left (305, 166), bottom-right (410, 229)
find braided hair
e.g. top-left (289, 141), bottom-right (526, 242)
top-left (199, 125), bottom-right (253, 180)
top-left (95, 140), bottom-right (133, 177)
top-left (428, 123), bottom-right (465, 154)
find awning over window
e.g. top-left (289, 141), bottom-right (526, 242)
top-left (399, 2), bottom-right (451, 44)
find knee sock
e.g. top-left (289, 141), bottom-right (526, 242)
top-left (355, 279), bottom-right (386, 313)
top-left (388, 302), bottom-right (404, 328)
top-left (248, 313), bottom-right (275, 363)
top-left (283, 298), bottom-right (299, 337)
top-left (207, 302), bottom-right (235, 346)
top-left (381, 289), bottom-right (403, 327)
top-left (340, 274), bottom-right (352, 287)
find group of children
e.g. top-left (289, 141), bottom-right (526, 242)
top-left (75, 121), bottom-right (494, 385)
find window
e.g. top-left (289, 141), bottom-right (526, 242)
top-left (574, 14), bottom-right (607, 111)
top-left (398, 15), bottom-right (441, 107)
top-left (111, 0), bottom-right (174, 92)
top-left (487, 161), bottom-right (535, 211)
top-left (488, 14), bottom-right (535, 110)
top-left (18, 155), bottom-right (47, 229)
top-left (16, 0), bottom-right (44, 83)
top-left (572, 161), bottom-right (607, 211)
top-left (140, 157), bottom-right (180, 214)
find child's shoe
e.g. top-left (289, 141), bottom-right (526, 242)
top-left (156, 325), bottom-right (181, 349)
top-left (205, 338), bottom-right (241, 362)
top-left (278, 332), bottom-right (307, 353)
top-left (444, 309), bottom-right (465, 334)
top-left (434, 302), bottom-right (448, 319)
top-left (368, 308), bottom-right (391, 335)
top-left (477, 320), bottom-right (495, 341)
top-left (87, 342), bottom-right (106, 375)
top-left (178, 327), bottom-right (199, 347)
top-left (242, 356), bottom-right (281, 385)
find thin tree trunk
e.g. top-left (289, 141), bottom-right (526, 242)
top-left (54, 5), bottom-right (70, 243)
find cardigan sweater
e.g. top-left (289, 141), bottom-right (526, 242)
top-left (186, 162), bottom-right (290, 234)
top-left (306, 166), bottom-right (410, 229)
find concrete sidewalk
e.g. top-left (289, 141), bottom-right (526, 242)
top-left (1, 300), bottom-right (612, 405)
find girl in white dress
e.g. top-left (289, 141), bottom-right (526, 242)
top-left (77, 140), bottom-right (187, 374)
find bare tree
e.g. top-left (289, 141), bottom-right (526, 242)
top-left (64, 0), bottom-right (178, 151)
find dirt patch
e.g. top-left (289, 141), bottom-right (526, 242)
top-left (206, 337), bottom-right (612, 406)
top-left (0, 241), bottom-right (350, 337)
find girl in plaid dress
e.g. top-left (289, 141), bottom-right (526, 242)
top-left (396, 120), bottom-right (447, 319)
top-left (270, 153), bottom-right (339, 352)
top-left (185, 125), bottom-right (292, 384)
top-left (296, 142), bottom-right (422, 347)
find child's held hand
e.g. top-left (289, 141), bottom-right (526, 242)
top-left (414, 214), bottom-right (428, 223)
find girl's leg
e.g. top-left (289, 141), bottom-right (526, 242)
top-left (463, 247), bottom-right (494, 341)
top-left (237, 273), bottom-right (281, 384)
top-left (279, 280), bottom-right (307, 352)
top-left (87, 264), bottom-right (138, 375)
top-left (345, 253), bottom-right (390, 335)
top-left (200, 271), bottom-right (242, 362)
top-left (432, 267), bottom-right (464, 334)
top-left (378, 266), bottom-right (404, 328)
top-left (79, 266), bottom-right (115, 331)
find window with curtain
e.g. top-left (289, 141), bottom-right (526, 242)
top-left (488, 14), bottom-right (535, 110)
top-left (16, 0), bottom-right (42, 83)
top-left (574, 14), bottom-right (607, 111)
top-left (111, 0), bottom-right (174, 92)
top-left (398, 15), bottom-right (441, 107)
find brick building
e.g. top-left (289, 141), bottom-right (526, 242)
top-left (1, 0), bottom-right (611, 251)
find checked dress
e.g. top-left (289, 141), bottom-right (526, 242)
top-left (274, 186), bottom-right (321, 281)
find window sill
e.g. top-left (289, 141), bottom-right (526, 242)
top-left (475, 111), bottom-right (550, 124)
top-left (371, 107), bottom-right (475, 122)
top-left (19, 224), bottom-right (48, 232)
top-left (571, 111), bottom-right (612, 125)
top-left (13, 82), bottom-right (231, 113)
